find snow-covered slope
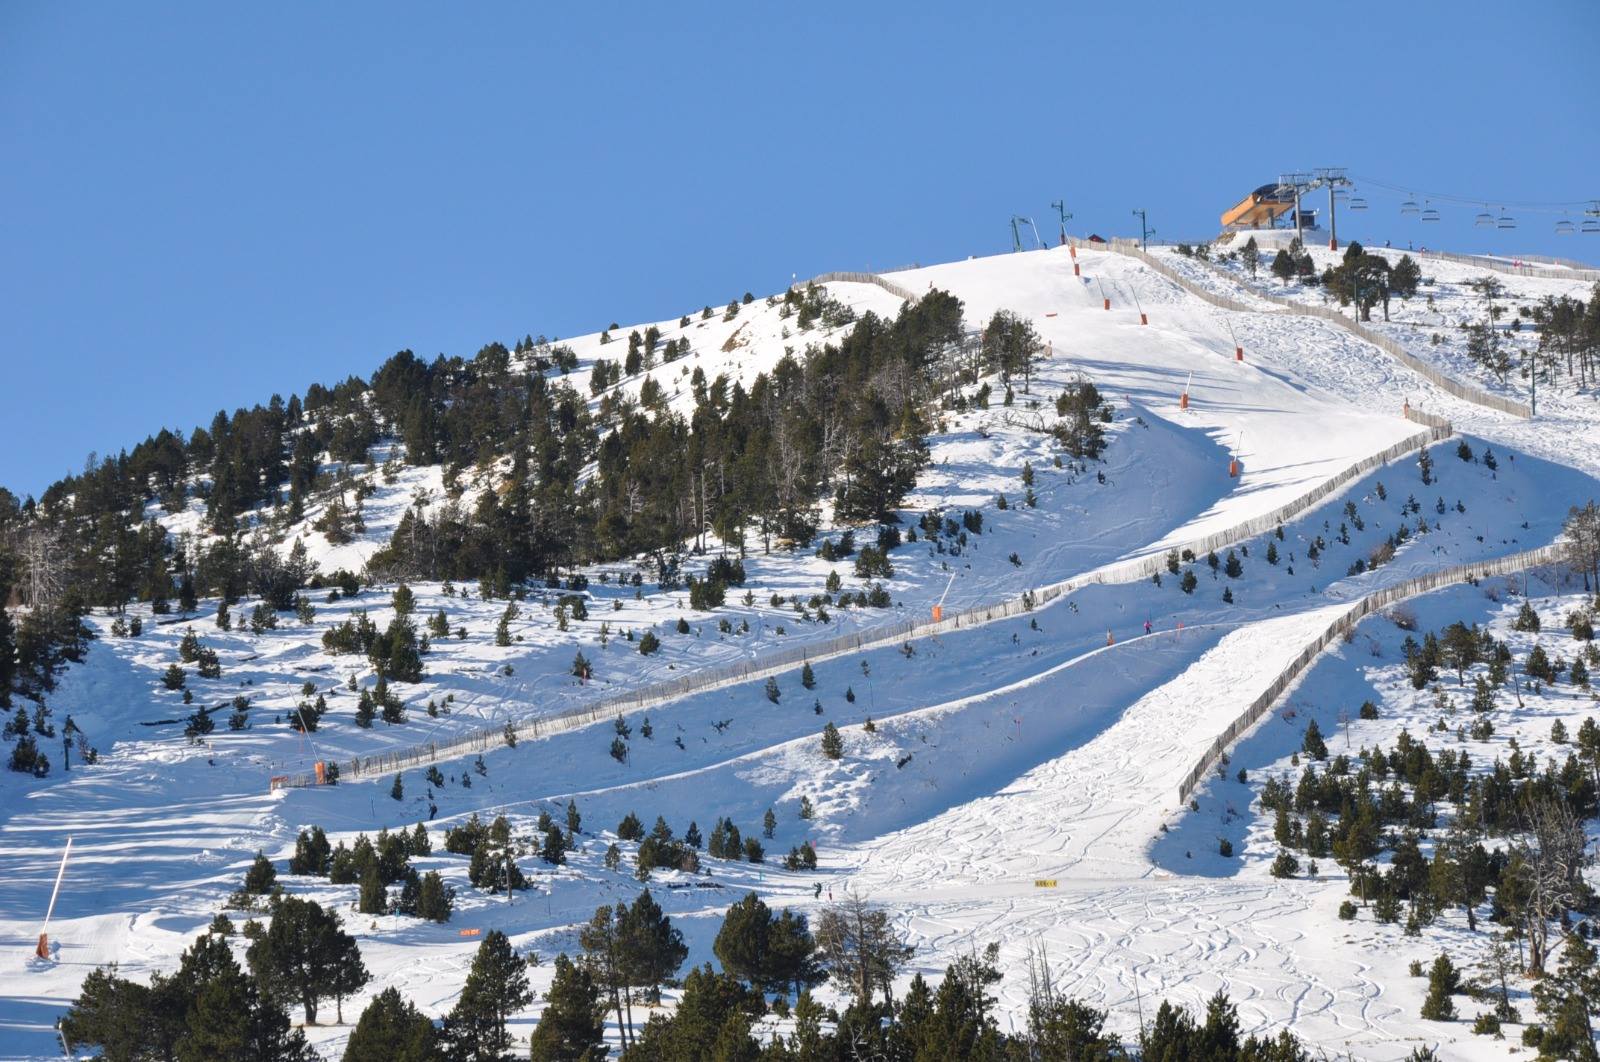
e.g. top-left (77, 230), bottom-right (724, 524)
top-left (3, 236), bottom-right (1598, 1060)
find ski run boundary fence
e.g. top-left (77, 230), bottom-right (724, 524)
top-left (276, 405), bottom-right (1456, 790)
top-left (1411, 249), bottom-right (1600, 284)
top-left (809, 271), bottom-right (922, 304)
top-left (1174, 543), bottom-right (1564, 805)
top-left (1087, 239), bottom-right (1534, 419)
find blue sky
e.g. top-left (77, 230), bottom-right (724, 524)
top-left (3, 1), bottom-right (1596, 498)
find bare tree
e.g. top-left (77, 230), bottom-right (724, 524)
top-left (1512, 796), bottom-right (1590, 975)
top-left (813, 894), bottom-right (914, 1008)
top-left (21, 526), bottom-right (66, 609)
top-left (1562, 500), bottom-right (1600, 592)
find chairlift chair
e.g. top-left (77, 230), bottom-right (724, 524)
top-left (1555, 218), bottom-right (1576, 236)
top-left (1420, 201), bottom-right (1440, 223)
top-left (1474, 207), bottom-right (1495, 228)
top-left (1583, 218), bottom-right (1600, 234)
top-left (1496, 209), bottom-right (1516, 230)
top-left (1400, 197), bottom-right (1420, 216)
top-left (1349, 195), bottom-right (1368, 211)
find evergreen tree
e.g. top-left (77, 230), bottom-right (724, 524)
top-left (358, 860), bottom-right (388, 915)
top-left (542, 826), bottom-right (567, 866)
top-left (289, 826), bottom-right (332, 876)
top-left (247, 896), bottom-right (369, 1026)
top-left (1420, 953), bottom-right (1460, 1021)
top-left (527, 954), bottom-right (605, 1062)
top-left (64, 930), bottom-right (316, 1062)
top-left (800, 661), bottom-right (816, 689)
top-left (820, 722), bottom-right (844, 760)
top-left (618, 889), bottom-right (688, 1021)
top-left (1303, 719), bottom-right (1328, 761)
top-left (445, 930), bottom-right (533, 1062)
top-left (355, 689), bottom-right (376, 728)
top-left (1270, 248), bottom-right (1296, 284)
top-left (243, 850), bottom-right (278, 896)
top-left (415, 870), bottom-right (455, 923)
top-left (713, 892), bottom-right (823, 997)
top-left (342, 987), bottom-right (444, 1062)
top-left (1531, 933), bottom-right (1600, 1059)
top-left (1239, 236), bottom-right (1260, 278)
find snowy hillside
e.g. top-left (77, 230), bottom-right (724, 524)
top-left (3, 234), bottom-right (1599, 1061)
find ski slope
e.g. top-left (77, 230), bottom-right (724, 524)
top-left (3, 234), bottom-right (1598, 1060)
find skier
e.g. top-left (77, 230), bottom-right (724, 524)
top-left (1143, 619), bottom-right (1152, 636)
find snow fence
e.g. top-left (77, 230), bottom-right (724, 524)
top-left (1091, 239), bottom-right (1533, 420)
top-left (809, 271), bottom-right (922, 304)
top-left (1174, 542), bottom-right (1564, 806)
top-left (274, 411), bottom-right (1455, 789)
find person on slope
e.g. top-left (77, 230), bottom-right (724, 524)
top-left (1144, 619), bottom-right (1152, 636)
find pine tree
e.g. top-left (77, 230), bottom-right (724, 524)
top-left (1224, 550), bottom-right (1243, 578)
top-left (1419, 953), bottom-right (1460, 1021)
top-left (801, 661), bottom-right (816, 689)
top-left (246, 898), bottom-right (369, 1027)
top-left (763, 808), bottom-right (777, 839)
top-left (243, 851), bottom-right (278, 896)
top-left (527, 954), bottom-right (605, 1061)
top-left (821, 722), bottom-right (844, 760)
top-left (446, 930), bottom-right (533, 1061)
top-left (390, 774), bottom-right (403, 801)
top-left (343, 987), bottom-right (442, 1062)
top-left (415, 871), bottom-right (455, 923)
top-left (358, 861), bottom-right (387, 915)
top-left (1303, 719), bottom-right (1328, 760)
top-left (618, 889), bottom-right (688, 1024)
top-left (765, 677), bottom-right (781, 704)
top-left (542, 826), bottom-right (567, 866)
top-left (289, 826), bottom-right (332, 876)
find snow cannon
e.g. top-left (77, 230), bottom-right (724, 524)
top-left (931, 604), bottom-right (942, 622)
top-left (1228, 458), bottom-right (1240, 478)
top-left (314, 761), bottom-right (327, 785)
top-left (1140, 312), bottom-right (1148, 326)
top-left (1103, 298), bottom-right (1111, 311)
top-left (1106, 630), bottom-right (1115, 647)
top-left (1179, 372), bottom-right (1191, 411)
top-left (1234, 346), bottom-right (1243, 362)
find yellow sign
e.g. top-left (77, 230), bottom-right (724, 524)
top-left (1034, 879), bottom-right (1058, 888)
